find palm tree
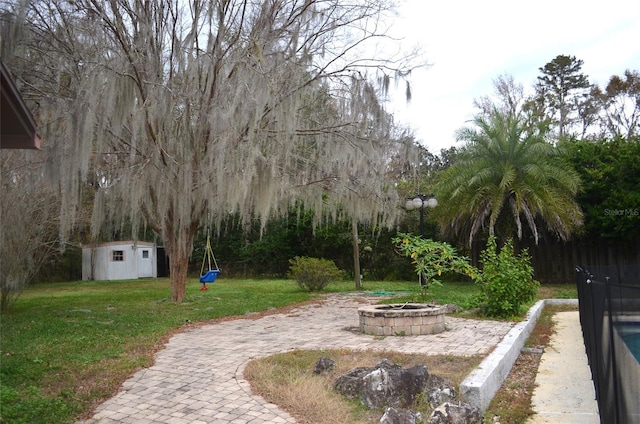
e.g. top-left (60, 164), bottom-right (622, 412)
top-left (435, 109), bottom-right (583, 246)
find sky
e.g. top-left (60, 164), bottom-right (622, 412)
top-left (385, 0), bottom-right (640, 153)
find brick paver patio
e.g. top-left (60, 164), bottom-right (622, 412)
top-left (79, 294), bottom-right (514, 424)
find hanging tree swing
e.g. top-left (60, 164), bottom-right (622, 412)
top-left (199, 233), bottom-right (220, 290)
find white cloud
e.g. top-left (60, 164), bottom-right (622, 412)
top-left (385, 0), bottom-right (640, 153)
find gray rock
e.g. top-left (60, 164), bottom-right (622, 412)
top-left (426, 374), bottom-right (456, 407)
top-left (334, 359), bottom-right (401, 401)
top-left (312, 357), bottom-right (335, 374)
top-left (361, 362), bottom-right (428, 409)
top-left (335, 359), bottom-right (428, 409)
top-left (380, 406), bottom-right (424, 424)
top-left (362, 367), bottom-right (393, 408)
top-left (334, 366), bottom-right (373, 400)
top-left (428, 402), bottom-right (482, 424)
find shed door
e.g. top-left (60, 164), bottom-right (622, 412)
top-left (137, 248), bottom-right (154, 278)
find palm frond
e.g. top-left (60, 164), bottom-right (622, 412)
top-left (435, 108), bottom-right (582, 245)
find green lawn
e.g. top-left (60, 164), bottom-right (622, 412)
top-left (0, 277), bottom-right (576, 424)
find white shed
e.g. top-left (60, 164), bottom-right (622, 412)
top-left (82, 241), bottom-right (158, 281)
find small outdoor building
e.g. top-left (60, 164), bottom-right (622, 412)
top-left (82, 241), bottom-right (158, 281)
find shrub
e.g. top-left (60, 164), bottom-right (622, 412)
top-left (473, 236), bottom-right (540, 318)
top-left (392, 233), bottom-right (476, 291)
top-left (287, 256), bottom-right (344, 292)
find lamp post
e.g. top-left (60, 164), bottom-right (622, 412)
top-left (405, 194), bottom-right (438, 287)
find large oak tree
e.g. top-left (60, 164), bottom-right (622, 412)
top-left (3, 0), bottom-right (420, 301)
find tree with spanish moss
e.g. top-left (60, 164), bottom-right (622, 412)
top-left (3, 0), bottom-right (421, 301)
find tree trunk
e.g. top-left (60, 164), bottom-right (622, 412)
top-left (163, 219), bottom-right (199, 303)
top-left (352, 217), bottom-right (361, 290)
top-left (168, 247), bottom-right (189, 302)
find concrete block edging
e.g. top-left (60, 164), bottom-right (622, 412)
top-left (459, 298), bottom-right (579, 412)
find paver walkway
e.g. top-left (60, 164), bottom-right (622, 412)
top-left (79, 294), bottom-right (514, 424)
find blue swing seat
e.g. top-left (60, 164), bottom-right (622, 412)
top-left (199, 269), bottom-right (221, 283)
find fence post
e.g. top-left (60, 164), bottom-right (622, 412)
top-left (604, 276), bottom-right (621, 424)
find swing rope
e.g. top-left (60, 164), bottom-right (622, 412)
top-left (200, 232), bottom-right (220, 276)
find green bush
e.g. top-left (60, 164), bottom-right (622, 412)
top-left (473, 236), bottom-right (540, 318)
top-left (392, 233), bottom-right (476, 290)
top-left (287, 256), bottom-right (344, 292)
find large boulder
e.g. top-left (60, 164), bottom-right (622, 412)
top-left (333, 359), bottom-right (478, 424)
top-left (365, 363), bottom-right (429, 409)
top-left (334, 359), bottom-right (429, 409)
top-left (333, 366), bottom-right (375, 401)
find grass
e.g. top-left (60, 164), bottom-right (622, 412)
top-left (0, 277), bottom-right (577, 424)
top-left (385, 281), bottom-right (480, 307)
top-left (0, 278), bottom-right (313, 424)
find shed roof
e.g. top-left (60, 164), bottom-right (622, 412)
top-left (82, 241), bottom-right (157, 249)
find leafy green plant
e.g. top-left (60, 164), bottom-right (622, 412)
top-left (287, 256), bottom-right (344, 292)
top-left (473, 236), bottom-right (540, 318)
top-left (392, 233), bottom-right (476, 293)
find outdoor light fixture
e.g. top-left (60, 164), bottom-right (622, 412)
top-left (404, 194), bottom-right (437, 286)
top-left (405, 194), bottom-right (438, 211)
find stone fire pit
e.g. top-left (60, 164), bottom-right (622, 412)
top-left (358, 303), bottom-right (446, 336)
